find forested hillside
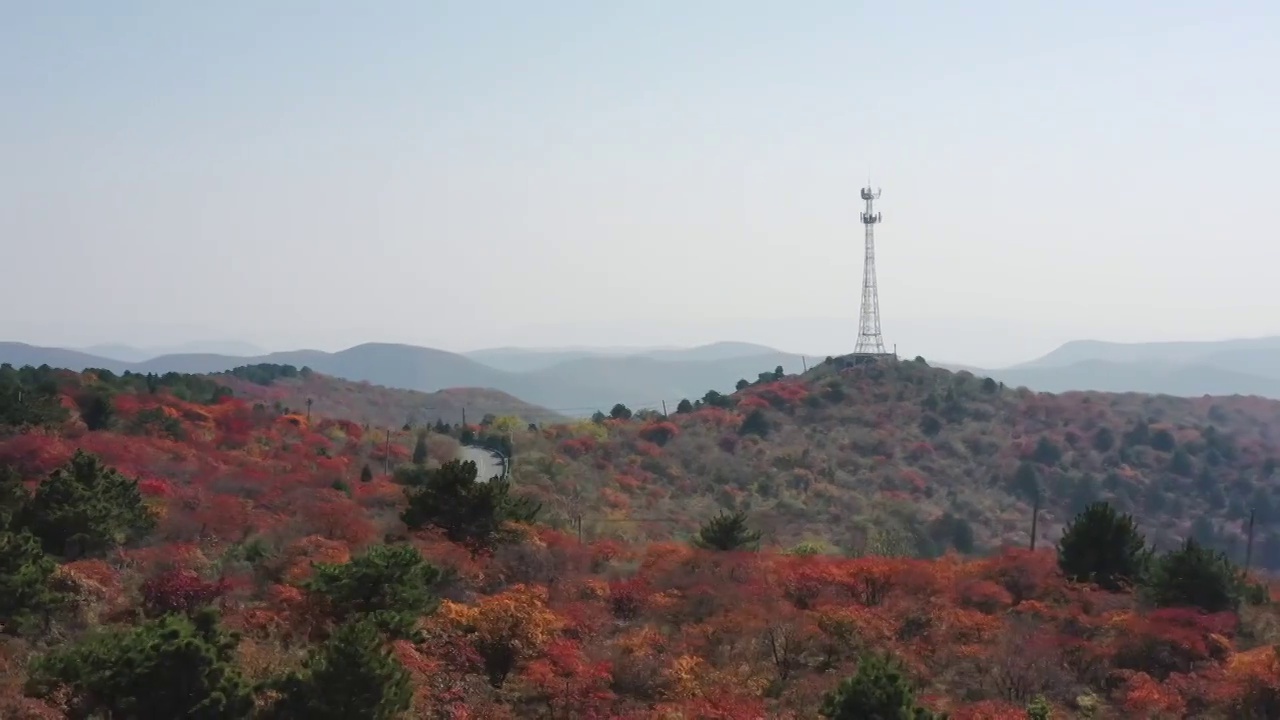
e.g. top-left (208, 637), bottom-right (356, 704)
top-left (211, 362), bottom-right (565, 427)
top-left (3, 360), bottom-right (1280, 717)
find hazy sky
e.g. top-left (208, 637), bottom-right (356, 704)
top-left (3, 1), bottom-right (1277, 367)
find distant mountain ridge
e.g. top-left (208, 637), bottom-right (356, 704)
top-left (0, 341), bottom-right (813, 416)
top-left (1013, 336), bottom-right (1280, 370)
top-left (976, 335), bottom-right (1280, 399)
top-left (77, 341), bottom-right (269, 363)
top-left (8, 334), bottom-right (1280, 412)
top-left (461, 341), bottom-right (791, 373)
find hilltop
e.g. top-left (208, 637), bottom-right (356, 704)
top-left (4, 362), bottom-right (1280, 717)
top-left (509, 356), bottom-right (1280, 568)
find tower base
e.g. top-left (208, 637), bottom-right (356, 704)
top-left (850, 352), bottom-right (896, 365)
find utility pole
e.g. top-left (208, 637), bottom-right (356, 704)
top-left (1029, 492), bottom-right (1041, 551)
top-left (461, 408), bottom-right (467, 428)
top-left (383, 428), bottom-right (392, 475)
top-left (568, 488), bottom-right (584, 544)
top-left (661, 400), bottom-right (668, 417)
top-left (305, 398), bottom-right (312, 423)
top-left (801, 356), bottom-right (808, 372)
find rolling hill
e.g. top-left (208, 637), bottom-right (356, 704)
top-left (0, 341), bottom-right (810, 416)
top-left (508, 355), bottom-right (1280, 570)
top-left (970, 335), bottom-right (1280, 399)
top-left (78, 340), bottom-right (269, 363)
top-left (1014, 335), bottom-right (1280, 370)
top-left (983, 359), bottom-right (1280, 398)
top-left (211, 365), bottom-right (565, 427)
top-left (462, 340), bottom-right (792, 372)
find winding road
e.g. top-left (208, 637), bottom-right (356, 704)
top-left (460, 445), bottom-right (507, 483)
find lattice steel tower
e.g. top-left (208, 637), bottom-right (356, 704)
top-left (854, 185), bottom-right (889, 357)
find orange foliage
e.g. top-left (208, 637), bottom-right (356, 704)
top-left (1121, 671), bottom-right (1187, 717)
top-left (280, 535), bottom-right (351, 583)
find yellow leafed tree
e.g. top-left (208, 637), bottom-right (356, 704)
top-left (440, 584), bottom-right (563, 688)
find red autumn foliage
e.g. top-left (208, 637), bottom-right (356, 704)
top-left (637, 420), bottom-right (679, 446)
top-left (559, 437), bottom-right (597, 459)
top-left (140, 568), bottom-right (231, 617)
top-left (8, 364), bottom-right (1280, 718)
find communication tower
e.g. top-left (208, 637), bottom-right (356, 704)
top-left (854, 185), bottom-right (890, 358)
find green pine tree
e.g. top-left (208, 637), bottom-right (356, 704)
top-left (306, 544), bottom-right (440, 639)
top-left (401, 459), bottom-right (540, 548)
top-left (411, 431), bottom-right (429, 465)
top-left (738, 409), bottom-right (770, 438)
top-left (820, 652), bottom-right (945, 719)
top-left (1057, 501), bottom-right (1150, 591)
top-left (0, 464), bottom-right (28, 530)
top-left (0, 529), bottom-right (64, 635)
top-left (25, 608), bottom-right (253, 720)
top-left (262, 618), bottom-right (412, 720)
top-left (693, 510), bottom-right (762, 552)
top-left (23, 450), bottom-right (156, 559)
top-left (1026, 695), bottom-right (1053, 720)
top-left (1144, 537), bottom-right (1243, 613)
top-left (77, 389), bottom-right (115, 431)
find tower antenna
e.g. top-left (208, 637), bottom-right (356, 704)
top-left (854, 184), bottom-right (890, 359)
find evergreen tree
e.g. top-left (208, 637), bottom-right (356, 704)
top-left (609, 403), bottom-right (633, 421)
top-left (702, 390), bottom-right (732, 408)
top-left (307, 544), bottom-right (440, 639)
top-left (263, 618), bottom-right (412, 720)
top-left (1092, 426), bottom-right (1115, 453)
top-left (23, 450), bottom-right (156, 558)
top-left (918, 413), bottom-right (943, 437)
top-left (25, 608), bottom-right (253, 720)
top-left (0, 464), bottom-right (27, 530)
top-left (1011, 462), bottom-right (1041, 503)
top-left (1031, 436), bottom-right (1062, 466)
top-left (411, 430), bottom-right (429, 465)
top-left (739, 409), bottom-right (770, 438)
top-left (0, 529), bottom-right (64, 635)
top-left (1057, 501), bottom-right (1150, 591)
top-left (360, 464), bottom-right (374, 483)
top-left (820, 652), bottom-right (945, 719)
top-left (1144, 537), bottom-right (1243, 613)
top-left (1151, 428), bottom-right (1177, 452)
top-left (693, 510), bottom-right (761, 552)
top-left (1025, 695), bottom-right (1053, 720)
top-left (1170, 448), bottom-right (1194, 477)
top-left (675, 398), bottom-right (693, 414)
top-left (401, 459), bottom-right (540, 548)
top-left (77, 388), bottom-right (115, 432)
